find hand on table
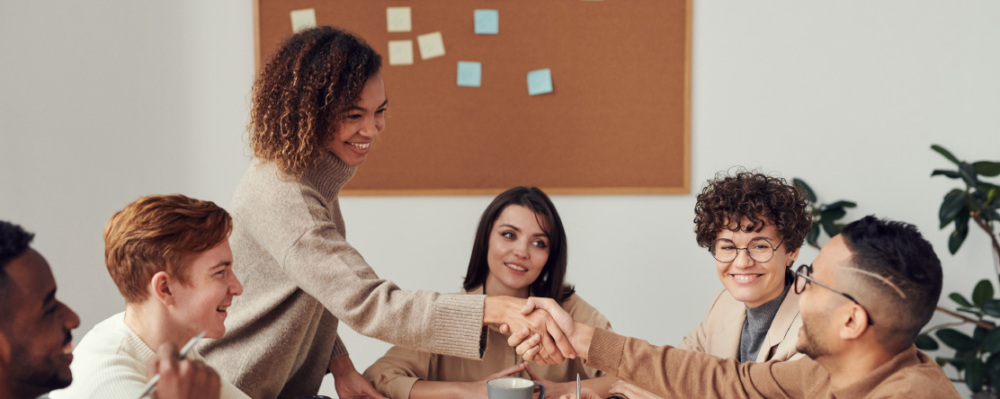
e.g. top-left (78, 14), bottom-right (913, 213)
top-left (522, 363), bottom-right (578, 398)
top-left (486, 296), bottom-right (575, 365)
top-left (146, 342), bottom-right (221, 399)
top-left (330, 355), bottom-right (387, 399)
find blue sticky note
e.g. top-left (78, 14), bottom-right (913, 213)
top-left (527, 69), bottom-right (553, 96)
top-left (457, 61), bottom-right (482, 87)
top-left (474, 9), bottom-right (499, 35)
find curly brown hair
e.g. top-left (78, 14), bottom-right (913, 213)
top-left (104, 195), bottom-right (232, 304)
top-left (694, 171), bottom-right (811, 252)
top-left (249, 26), bottom-right (382, 176)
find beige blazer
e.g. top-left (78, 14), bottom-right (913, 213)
top-left (680, 287), bottom-right (803, 362)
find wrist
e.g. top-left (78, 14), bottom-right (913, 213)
top-left (483, 296), bottom-right (509, 325)
top-left (572, 323), bottom-right (595, 360)
top-left (328, 354), bottom-right (356, 376)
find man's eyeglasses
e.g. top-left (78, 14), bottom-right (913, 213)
top-left (710, 238), bottom-right (784, 263)
top-left (794, 264), bottom-right (874, 325)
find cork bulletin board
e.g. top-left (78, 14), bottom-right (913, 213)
top-left (255, 0), bottom-right (691, 195)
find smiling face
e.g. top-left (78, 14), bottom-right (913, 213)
top-left (166, 240), bottom-right (242, 340)
top-left (1, 249), bottom-right (80, 398)
top-left (326, 73), bottom-right (388, 166)
top-left (483, 205), bottom-right (551, 298)
top-left (714, 220), bottom-right (799, 308)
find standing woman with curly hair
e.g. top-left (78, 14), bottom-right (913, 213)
top-left (606, 170), bottom-right (813, 399)
top-left (200, 27), bottom-right (572, 399)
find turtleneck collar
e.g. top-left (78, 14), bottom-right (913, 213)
top-left (301, 150), bottom-right (358, 199)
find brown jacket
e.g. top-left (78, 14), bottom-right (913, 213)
top-left (680, 288), bottom-right (803, 362)
top-left (587, 329), bottom-right (959, 399)
top-left (363, 286), bottom-right (611, 399)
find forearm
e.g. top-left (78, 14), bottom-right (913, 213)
top-left (408, 380), bottom-right (484, 399)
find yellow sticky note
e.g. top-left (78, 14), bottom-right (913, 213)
top-left (417, 32), bottom-right (445, 60)
top-left (388, 40), bottom-right (414, 65)
top-left (290, 9), bottom-right (316, 33)
top-left (386, 7), bottom-right (412, 32)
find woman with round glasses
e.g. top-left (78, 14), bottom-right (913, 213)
top-left (682, 171), bottom-right (812, 363)
top-left (574, 171), bottom-right (814, 399)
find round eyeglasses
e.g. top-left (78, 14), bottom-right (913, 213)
top-left (710, 238), bottom-right (784, 263)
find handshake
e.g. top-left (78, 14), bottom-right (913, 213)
top-left (486, 296), bottom-right (595, 365)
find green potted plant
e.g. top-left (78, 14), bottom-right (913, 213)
top-left (792, 178), bottom-right (857, 249)
top-left (914, 145), bottom-right (1000, 397)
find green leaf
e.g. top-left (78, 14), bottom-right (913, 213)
top-left (949, 211), bottom-right (971, 255)
top-left (966, 357), bottom-right (984, 392)
top-left (939, 189), bottom-right (967, 228)
top-left (915, 333), bottom-right (940, 350)
top-left (984, 328), bottom-right (1000, 353)
top-left (950, 225), bottom-right (970, 255)
top-left (821, 219), bottom-right (841, 238)
top-left (793, 178), bottom-right (817, 203)
top-left (952, 293), bottom-right (975, 307)
top-left (932, 145), bottom-right (961, 166)
top-left (932, 169), bottom-right (962, 179)
top-left (974, 279), bottom-right (995, 307)
top-left (820, 207), bottom-right (847, 221)
top-left (983, 299), bottom-right (1000, 317)
top-left (937, 328), bottom-right (977, 351)
top-left (827, 200), bottom-right (857, 209)
top-left (974, 161), bottom-right (1000, 177)
top-left (806, 224), bottom-right (820, 247)
top-left (960, 162), bottom-right (979, 188)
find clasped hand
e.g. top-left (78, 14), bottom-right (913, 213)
top-left (491, 296), bottom-right (583, 365)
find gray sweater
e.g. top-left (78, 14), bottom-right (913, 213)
top-left (201, 151), bottom-right (486, 399)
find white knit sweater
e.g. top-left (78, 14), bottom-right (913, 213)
top-left (48, 312), bottom-right (249, 399)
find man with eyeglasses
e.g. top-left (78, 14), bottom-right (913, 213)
top-left (512, 215), bottom-right (959, 398)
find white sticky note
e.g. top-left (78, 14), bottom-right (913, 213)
top-left (417, 32), bottom-right (446, 60)
top-left (386, 7), bottom-right (412, 32)
top-left (290, 9), bottom-right (317, 33)
top-left (388, 40), bottom-right (414, 66)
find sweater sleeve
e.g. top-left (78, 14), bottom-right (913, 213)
top-left (586, 328), bottom-right (812, 399)
top-left (363, 345), bottom-right (436, 399)
top-left (250, 183), bottom-right (486, 360)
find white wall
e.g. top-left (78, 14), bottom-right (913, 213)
top-left (2, 1), bottom-right (998, 397)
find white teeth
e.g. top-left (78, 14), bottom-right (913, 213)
top-left (505, 263), bottom-right (527, 272)
top-left (350, 142), bottom-right (371, 149)
top-left (732, 274), bottom-right (758, 283)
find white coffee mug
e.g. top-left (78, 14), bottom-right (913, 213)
top-left (487, 377), bottom-right (545, 399)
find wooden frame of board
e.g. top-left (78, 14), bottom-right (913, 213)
top-left (254, 1), bottom-right (691, 196)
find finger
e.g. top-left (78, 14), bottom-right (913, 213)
top-left (508, 327), bottom-right (533, 347)
top-left (520, 298), bottom-right (539, 315)
top-left (523, 344), bottom-right (542, 364)
top-left (499, 323), bottom-right (510, 335)
top-left (544, 316), bottom-right (576, 360)
top-left (488, 362), bottom-right (527, 379)
top-left (539, 330), bottom-right (563, 364)
top-left (516, 333), bottom-right (542, 356)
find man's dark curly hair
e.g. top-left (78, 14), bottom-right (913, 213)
top-left (694, 170), bottom-right (812, 253)
top-left (249, 26), bottom-right (382, 176)
top-left (1, 220), bottom-right (35, 300)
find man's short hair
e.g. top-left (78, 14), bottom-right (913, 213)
top-left (104, 195), bottom-right (232, 303)
top-left (840, 215), bottom-right (942, 348)
top-left (0, 220), bottom-right (35, 306)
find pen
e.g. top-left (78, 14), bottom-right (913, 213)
top-left (576, 373), bottom-right (580, 399)
top-left (135, 331), bottom-right (206, 399)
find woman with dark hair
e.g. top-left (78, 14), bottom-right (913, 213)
top-left (605, 170), bottom-right (812, 399)
top-left (200, 27), bottom-right (571, 399)
top-left (364, 187), bottom-right (616, 399)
